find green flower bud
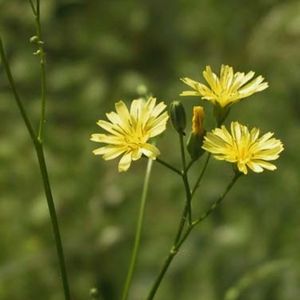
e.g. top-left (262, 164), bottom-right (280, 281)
top-left (170, 101), bottom-right (186, 134)
top-left (187, 131), bottom-right (205, 160)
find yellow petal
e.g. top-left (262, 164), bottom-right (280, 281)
top-left (141, 143), bottom-right (160, 159)
top-left (118, 152), bottom-right (132, 172)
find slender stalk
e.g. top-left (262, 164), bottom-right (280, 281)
top-left (185, 159), bottom-right (194, 172)
top-left (121, 158), bottom-right (154, 300)
top-left (173, 202), bottom-right (189, 246)
top-left (146, 172), bottom-right (241, 300)
top-left (191, 154), bottom-right (211, 197)
top-left (30, 0), bottom-right (47, 142)
top-left (1, 24), bottom-right (71, 300)
top-left (28, 0), bottom-right (37, 15)
top-left (178, 134), bottom-right (192, 225)
top-left (155, 157), bottom-right (181, 176)
top-left (35, 144), bottom-right (71, 300)
top-left (180, 172), bottom-right (242, 244)
top-left (174, 153), bottom-right (211, 245)
top-left (0, 37), bottom-right (36, 143)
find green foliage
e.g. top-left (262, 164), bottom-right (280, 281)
top-left (1, 0), bottom-right (300, 299)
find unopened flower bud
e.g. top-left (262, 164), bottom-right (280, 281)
top-left (170, 101), bottom-right (186, 134)
top-left (192, 106), bottom-right (204, 136)
top-left (187, 106), bottom-right (205, 160)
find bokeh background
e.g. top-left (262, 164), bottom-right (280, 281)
top-left (1, 0), bottom-right (300, 299)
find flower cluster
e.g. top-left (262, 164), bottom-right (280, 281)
top-left (91, 65), bottom-right (283, 174)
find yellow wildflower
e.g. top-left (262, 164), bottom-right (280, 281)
top-left (202, 121), bottom-right (284, 174)
top-left (180, 65), bottom-right (268, 107)
top-left (90, 97), bottom-right (169, 172)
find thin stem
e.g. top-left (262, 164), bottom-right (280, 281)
top-left (121, 158), bottom-right (154, 300)
top-left (35, 144), bottom-right (71, 300)
top-left (155, 158), bottom-right (181, 176)
top-left (145, 172), bottom-right (241, 300)
top-left (179, 134), bottom-right (192, 225)
top-left (179, 134), bottom-right (187, 171)
top-left (32, 0), bottom-right (47, 142)
top-left (191, 154), bottom-right (211, 197)
top-left (1, 26), bottom-right (71, 300)
top-left (180, 172), bottom-right (242, 245)
top-left (28, 0), bottom-right (37, 15)
top-left (0, 37), bottom-right (36, 143)
top-left (174, 153), bottom-right (211, 245)
top-left (185, 159), bottom-right (194, 172)
top-left (173, 202), bottom-right (189, 248)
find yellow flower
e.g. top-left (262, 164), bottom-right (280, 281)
top-left (180, 65), bottom-right (269, 107)
top-left (90, 97), bottom-right (169, 172)
top-left (202, 121), bottom-right (284, 174)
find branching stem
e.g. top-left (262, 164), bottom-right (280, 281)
top-left (146, 172), bottom-right (242, 300)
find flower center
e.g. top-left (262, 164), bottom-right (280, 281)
top-left (124, 131), bottom-right (148, 150)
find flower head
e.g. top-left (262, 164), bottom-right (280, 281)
top-left (91, 97), bottom-right (169, 172)
top-left (202, 121), bottom-right (284, 174)
top-left (180, 65), bottom-right (268, 107)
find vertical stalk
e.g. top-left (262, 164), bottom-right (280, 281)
top-left (0, 38), bottom-right (36, 142)
top-left (35, 144), bottom-right (72, 300)
top-left (30, 0), bottom-right (47, 142)
top-left (1, 6), bottom-right (71, 299)
top-left (191, 154), bottom-right (211, 197)
top-left (121, 158), bottom-right (154, 300)
top-left (178, 134), bottom-right (192, 225)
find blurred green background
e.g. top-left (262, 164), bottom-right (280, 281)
top-left (1, 0), bottom-right (300, 299)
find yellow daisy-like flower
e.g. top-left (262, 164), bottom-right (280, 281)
top-left (180, 65), bottom-right (269, 107)
top-left (90, 97), bottom-right (169, 172)
top-left (202, 121), bottom-right (284, 175)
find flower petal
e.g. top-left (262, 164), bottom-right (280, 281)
top-left (118, 152), bottom-right (132, 172)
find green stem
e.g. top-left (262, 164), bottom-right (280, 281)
top-left (32, 0), bottom-right (47, 142)
top-left (173, 202), bottom-right (189, 249)
top-left (28, 0), bottom-right (37, 15)
top-left (185, 159), bottom-right (194, 172)
top-left (145, 172), bottom-right (241, 300)
top-left (174, 153), bottom-right (211, 245)
top-left (35, 144), bottom-right (72, 300)
top-left (191, 154), bottom-right (211, 197)
top-left (178, 134), bottom-right (192, 225)
top-left (155, 158), bottom-right (181, 176)
top-left (121, 158), bottom-right (154, 300)
top-left (1, 32), bottom-right (71, 300)
top-left (0, 37), bottom-right (36, 143)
